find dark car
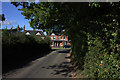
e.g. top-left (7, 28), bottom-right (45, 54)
top-left (63, 45), bottom-right (71, 48)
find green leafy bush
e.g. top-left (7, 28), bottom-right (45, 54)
top-left (70, 13), bottom-right (120, 79)
top-left (2, 30), bottom-right (51, 73)
top-left (84, 16), bottom-right (120, 78)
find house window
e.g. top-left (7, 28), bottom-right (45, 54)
top-left (54, 36), bottom-right (55, 40)
top-left (51, 37), bottom-right (53, 40)
top-left (64, 36), bottom-right (65, 40)
top-left (61, 37), bottom-right (62, 40)
top-left (41, 37), bottom-right (44, 39)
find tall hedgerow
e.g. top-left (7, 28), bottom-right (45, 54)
top-left (2, 30), bottom-right (51, 73)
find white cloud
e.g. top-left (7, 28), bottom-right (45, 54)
top-left (1, 20), bottom-right (17, 25)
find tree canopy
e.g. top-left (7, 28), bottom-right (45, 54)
top-left (11, 2), bottom-right (120, 35)
top-left (0, 14), bottom-right (5, 21)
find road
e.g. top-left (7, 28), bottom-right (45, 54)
top-left (3, 49), bottom-right (73, 78)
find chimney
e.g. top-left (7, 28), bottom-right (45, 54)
top-left (17, 25), bottom-right (19, 31)
top-left (5, 26), bottom-right (7, 30)
top-left (23, 25), bottom-right (25, 31)
top-left (10, 26), bottom-right (13, 31)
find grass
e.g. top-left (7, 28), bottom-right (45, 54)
top-left (52, 47), bottom-right (64, 49)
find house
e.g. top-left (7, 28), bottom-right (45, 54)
top-left (22, 25), bottom-right (43, 36)
top-left (2, 25), bottom-right (70, 47)
top-left (1, 25), bottom-right (43, 36)
top-left (22, 26), bottom-right (71, 47)
top-left (1, 26), bottom-right (21, 34)
top-left (49, 33), bottom-right (70, 47)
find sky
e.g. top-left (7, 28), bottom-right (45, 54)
top-left (1, 2), bottom-right (33, 30)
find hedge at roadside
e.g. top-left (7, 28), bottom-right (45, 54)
top-left (70, 17), bottom-right (120, 79)
top-left (68, 10), bottom-right (120, 79)
top-left (2, 30), bottom-right (51, 73)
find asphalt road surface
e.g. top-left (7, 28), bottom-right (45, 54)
top-left (3, 49), bottom-right (73, 78)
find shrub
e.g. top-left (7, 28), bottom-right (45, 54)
top-left (2, 30), bottom-right (51, 73)
top-left (84, 27), bottom-right (120, 78)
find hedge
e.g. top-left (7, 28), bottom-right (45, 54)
top-left (2, 30), bottom-right (51, 73)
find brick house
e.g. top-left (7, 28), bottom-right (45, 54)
top-left (49, 33), bottom-right (70, 47)
top-left (3, 25), bottom-right (70, 47)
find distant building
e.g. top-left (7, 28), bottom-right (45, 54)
top-left (1, 26), bottom-right (21, 35)
top-left (49, 33), bottom-right (70, 47)
top-left (22, 25), bottom-right (43, 35)
top-left (2, 25), bottom-right (71, 47)
top-left (1, 25), bottom-right (43, 36)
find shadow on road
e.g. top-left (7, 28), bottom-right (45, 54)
top-left (48, 62), bottom-right (73, 77)
top-left (3, 49), bottom-right (73, 78)
top-left (42, 49), bottom-right (73, 77)
top-left (3, 50), bottom-right (51, 74)
top-left (42, 61), bottom-right (73, 77)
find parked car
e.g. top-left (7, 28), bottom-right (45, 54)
top-left (63, 45), bottom-right (71, 48)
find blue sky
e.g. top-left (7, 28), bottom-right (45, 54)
top-left (2, 2), bottom-right (33, 30)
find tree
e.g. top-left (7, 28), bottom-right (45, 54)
top-left (0, 14), bottom-right (5, 21)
